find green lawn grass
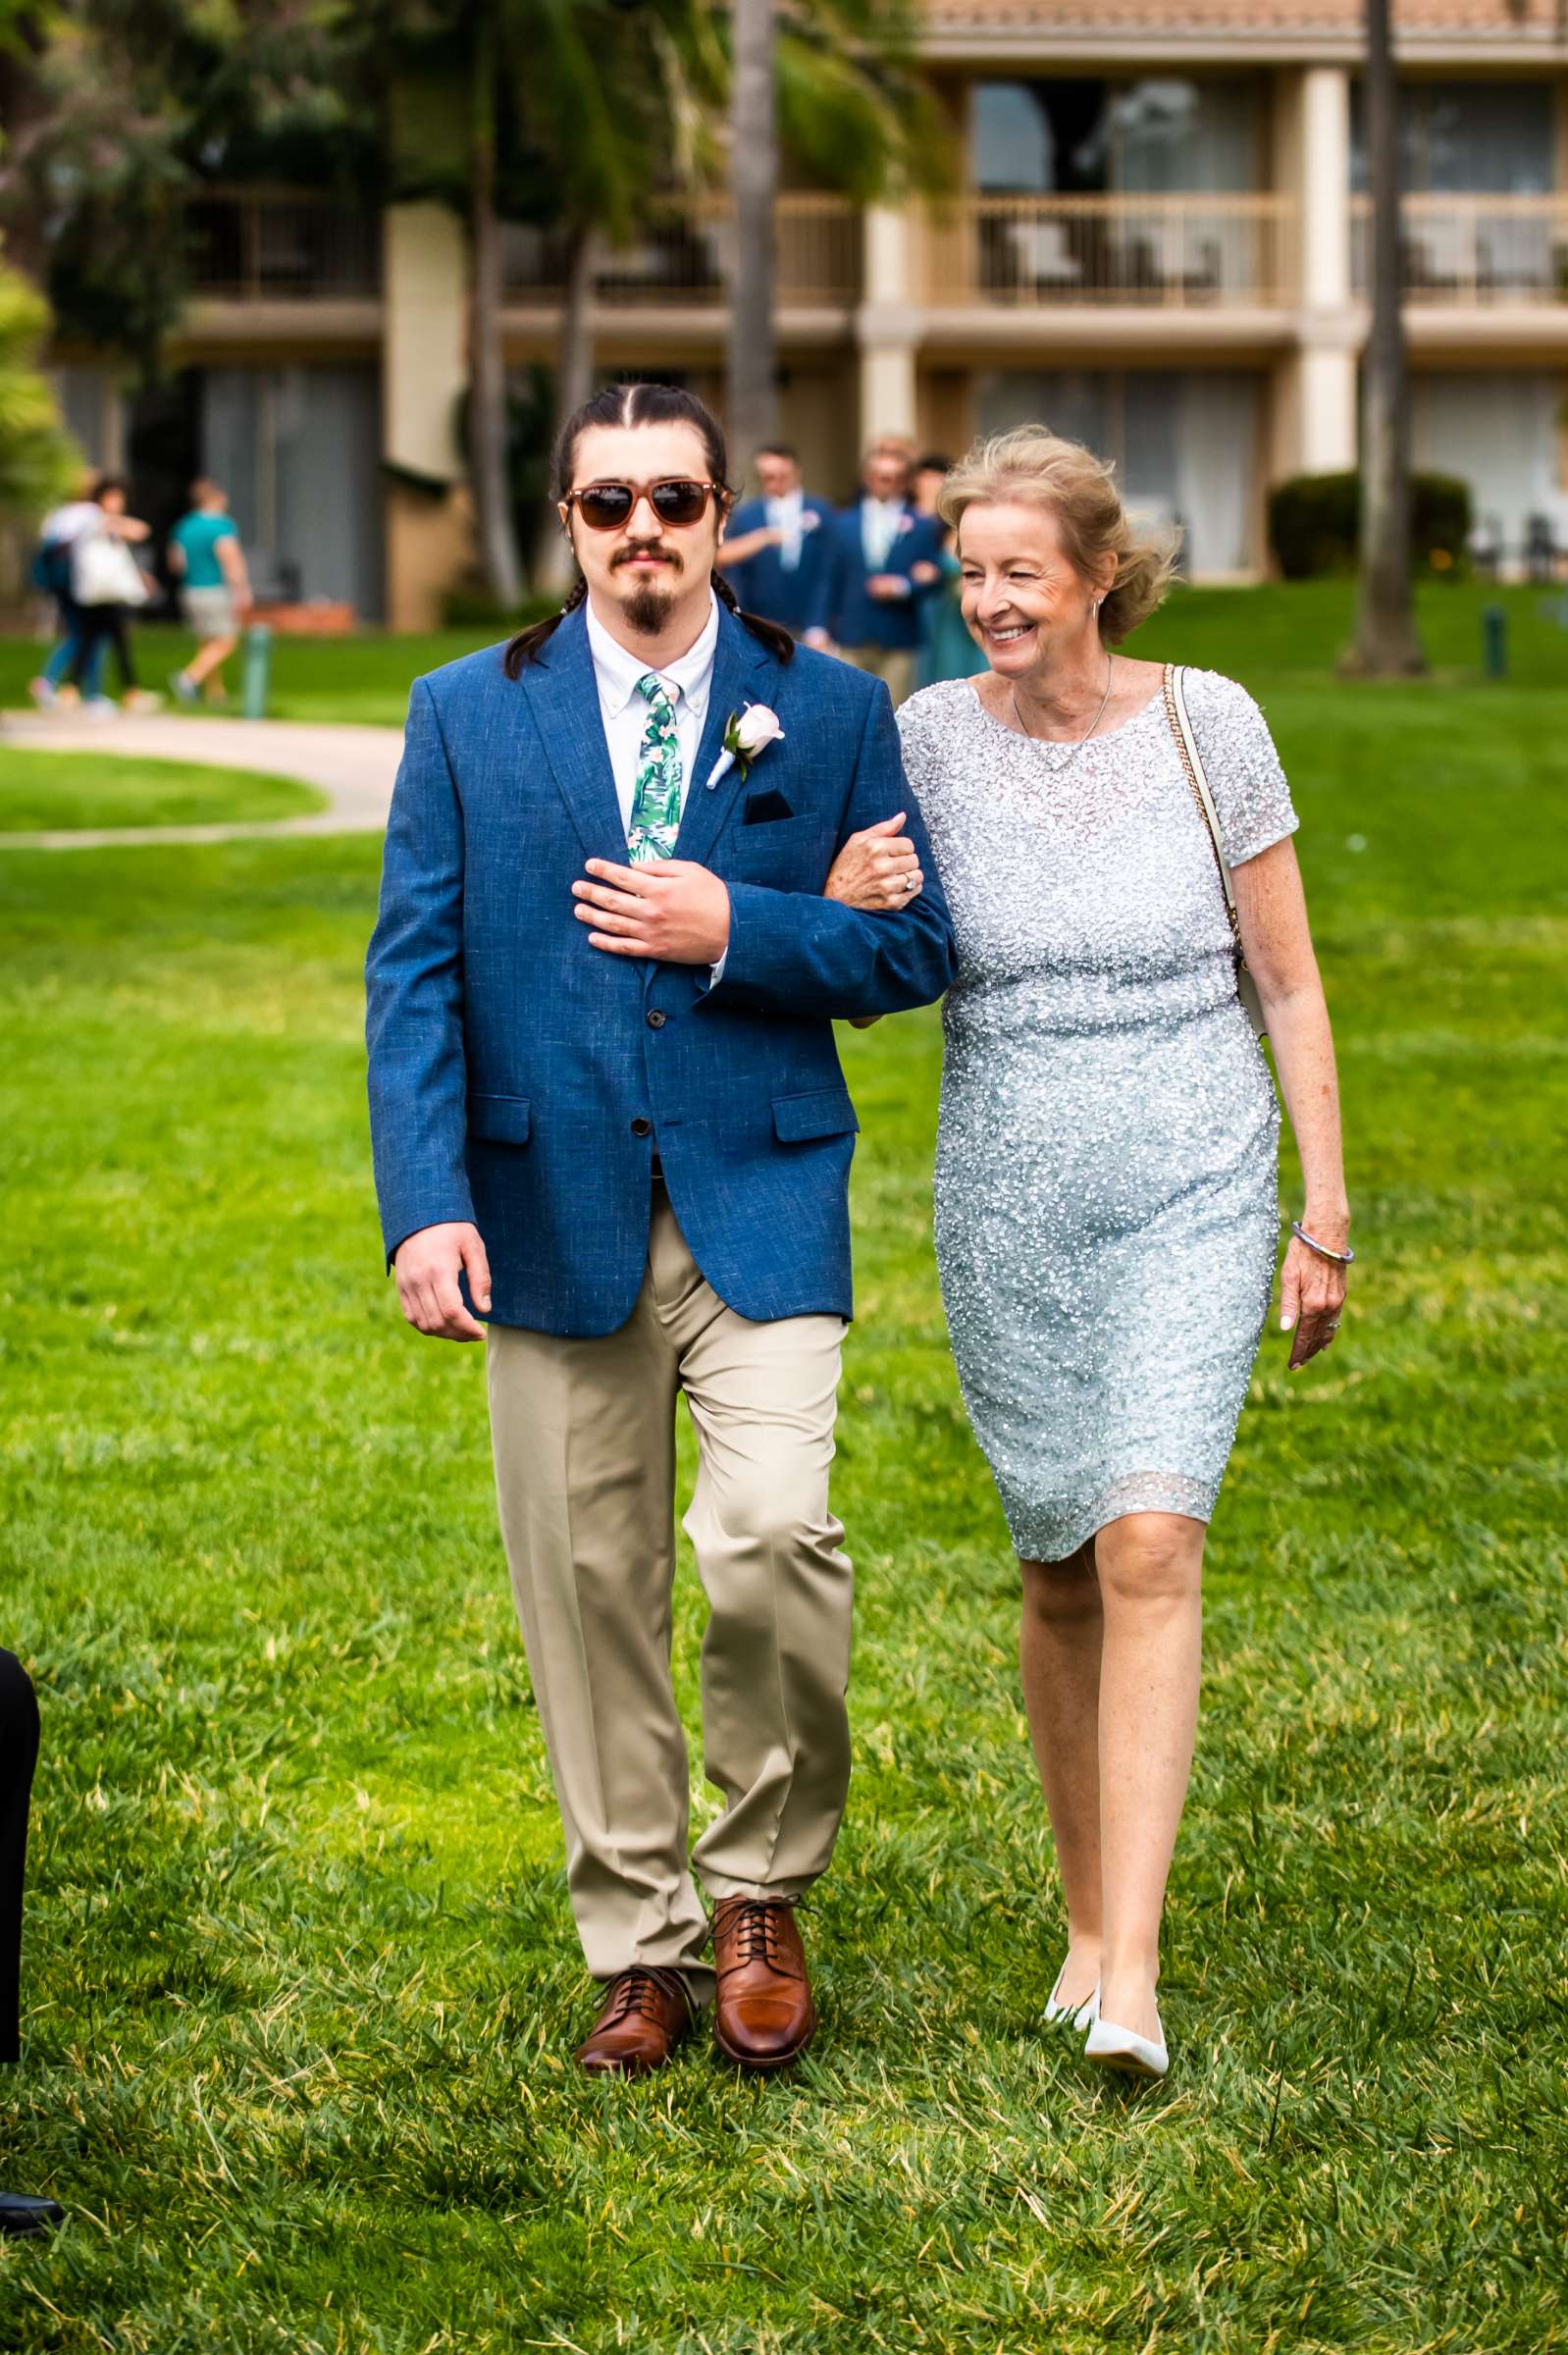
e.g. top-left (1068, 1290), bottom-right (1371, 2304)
top-left (0, 749), bottom-right (326, 831)
top-left (0, 599), bottom-right (1565, 2350)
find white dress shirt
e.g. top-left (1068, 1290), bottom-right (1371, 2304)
top-left (861, 496), bottom-right (906, 572)
top-left (586, 590), bottom-right (720, 835)
top-left (584, 590), bottom-right (727, 979)
top-left (765, 487), bottom-right (806, 571)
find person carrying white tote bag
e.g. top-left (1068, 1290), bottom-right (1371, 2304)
top-left (72, 530), bottom-right (150, 609)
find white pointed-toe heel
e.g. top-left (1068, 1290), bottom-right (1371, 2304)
top-left (1044, 1964), bottom-right (1100, 2031)
top-left (1084, 2010), bottom-right (1168, 2079)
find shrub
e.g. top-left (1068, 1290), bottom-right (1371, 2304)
top-left (1268, 470), bottom-right (1473, 579)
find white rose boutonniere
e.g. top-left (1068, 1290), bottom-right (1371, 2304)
top-left (706, 701), bottom-right (785, 791)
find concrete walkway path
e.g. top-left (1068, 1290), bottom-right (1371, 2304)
top-left (0, 711), bottom-right (401, 850)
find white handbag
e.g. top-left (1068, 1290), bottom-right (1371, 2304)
top-left (1162, 663), bottom-right (1268, 1042)
top-left (73, 532), bottom-right (151, 608)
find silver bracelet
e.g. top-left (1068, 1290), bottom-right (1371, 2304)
top-left (1291, 1219), bottom-right (1355, 1265)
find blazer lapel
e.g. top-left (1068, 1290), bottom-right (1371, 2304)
top-left (517, 604), bottom-right (628, 864)
top-left (675, 610), bottom-right (773, 871)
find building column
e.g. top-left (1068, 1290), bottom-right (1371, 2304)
top-left (382, 201), bottom-right (472, 633)
top-left (1274, 65), bottom-right (1359, 487)
top-left (857, 205), bottom-right (918, 453)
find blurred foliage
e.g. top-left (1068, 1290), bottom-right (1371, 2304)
top-left (0, 0), bottom-right (375, 377)
top-left (0, 239), bottom-right (78, 521)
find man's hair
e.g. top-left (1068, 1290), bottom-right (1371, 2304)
top-left (755, 442), bottom-right (799, 465)
top-left (189, 477), bottom-right (225, 505)
top-left (87, 474), bottom-right (128, 502)
top-left (505, 383), bottom-right (796, 674)
top-left (915, 452), bottom-right (954, 477)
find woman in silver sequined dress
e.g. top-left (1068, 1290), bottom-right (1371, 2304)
top-left (829, 429), bottom-right (1351, 2079)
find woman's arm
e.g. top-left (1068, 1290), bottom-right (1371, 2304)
top-left (1231, 837), bottom-right (1350, 1371)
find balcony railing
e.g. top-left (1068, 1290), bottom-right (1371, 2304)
top-left (1351, 194), bottom-right (1568, 304)
top-left (502, 194), bottom-right (862, 307)
top-left (921, 195), bottom-right (1297, 308)
top-left (185, 190), bottom-right (382, 299)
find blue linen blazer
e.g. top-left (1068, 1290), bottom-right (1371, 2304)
top-left (724, 493), bottom-right (837, 635)
top-left (813, 502), bottom-right (946, 652)
top-left (364, 602), bottom-right (957, 1337)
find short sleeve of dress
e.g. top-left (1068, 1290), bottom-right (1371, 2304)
top-left (1179, 667), bottom-right (1298, 868)
top-left (896, 681), bottom-right (964, 809)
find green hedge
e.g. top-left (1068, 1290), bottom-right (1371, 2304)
top-left (1268, 471), bottom-right (1473, 579)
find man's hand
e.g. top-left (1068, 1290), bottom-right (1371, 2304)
top-left (573, 860), bottom-right (731, 964)
top-left (866, 573), bottom-right (912, 602)
top-left (393, 1221), bottom-right (492, 1341)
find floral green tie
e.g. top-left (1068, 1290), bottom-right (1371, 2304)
top-left (627, 672), bottom-right (683, 865)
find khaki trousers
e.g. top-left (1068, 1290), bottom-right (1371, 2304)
top-left (840, 643), bottom-right (916, 709)
top-left (487, 1184), bottom-right (852, 2007)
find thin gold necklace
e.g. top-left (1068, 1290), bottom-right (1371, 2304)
top-left (1011, 654), bottom-right (1115, 759)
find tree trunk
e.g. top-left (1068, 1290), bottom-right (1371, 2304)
top-left (536, 220), bottom-right (601, 596)
top-left (1342, 0), bottom-right (1425, 676)
top-left (726, 0), bottom-right (779, 477)
top-left (468, 27), bottom-right (523, 609)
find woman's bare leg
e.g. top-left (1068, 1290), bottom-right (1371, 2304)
top-left (1019, 1540), bottom-right (1104, 2006)
top-left (1093, 1510), bottom-right (1204, 2041)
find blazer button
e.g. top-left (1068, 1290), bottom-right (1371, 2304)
top-left (631, 1117), bottom-right (652, 1137)
top-left (646, 1010), bottom-right (666, 1029)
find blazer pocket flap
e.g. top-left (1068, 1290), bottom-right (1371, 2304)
top-left (772, 1087), bottom-right (859, 1143)
top-left (467, 1092), bottom-right (531, 1145)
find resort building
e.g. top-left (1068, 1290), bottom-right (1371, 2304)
top-left (49, 0), bottom-right (1568, 625)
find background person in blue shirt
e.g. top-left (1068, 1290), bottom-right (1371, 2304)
top-left (808, 441), bottom-right (943, 708)
top-left (718, 444), bottom-right (836, 638)
top-left (167, 479), bottom-right (251, 705)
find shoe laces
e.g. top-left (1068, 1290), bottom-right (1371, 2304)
top-left (721, 1899), bottom-right (783, 1968)
top-left (604, 1964), bottom-right (688, 2024)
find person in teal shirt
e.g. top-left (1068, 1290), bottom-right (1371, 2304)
top-left (167, 479), bottom-right (250, 704)
top-left (912, 453), bottom-right (978, 691)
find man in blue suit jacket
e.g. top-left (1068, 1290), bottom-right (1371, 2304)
top-left (718, 443), bottom-right (835, 638)
top-left (366, 385), bottom-right (954, 2081)
top-left (809, 442), bottom-right (945, 708)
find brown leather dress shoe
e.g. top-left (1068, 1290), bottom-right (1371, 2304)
top-left (574, 1966), bottom-right (693, 2078)
top-left (710, 1897), bottom-right (817, 2071)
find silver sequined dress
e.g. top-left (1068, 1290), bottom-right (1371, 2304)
top-left (898, 671), bottom-right (1299, 1561)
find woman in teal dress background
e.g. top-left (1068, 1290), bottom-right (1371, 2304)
top-left (914, 453), bottom-right (980, 689)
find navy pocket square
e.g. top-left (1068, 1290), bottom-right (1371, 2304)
top-left (743, 788), bottom-right (795, 825)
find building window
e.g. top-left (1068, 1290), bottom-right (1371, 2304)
top-left (972, 78), bottom-right (1261, 196)
top-left (201, 365), bottom-right (386, 620)
top-left (974, 369), bottom-right (1262, 577)
top-left (1412, 372), bottom-right (1568, 555)
top-left (1350, 80), bottom-right (1554, 195)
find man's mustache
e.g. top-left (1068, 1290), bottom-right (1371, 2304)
top-left (611, 544), bottom-right (683, 571)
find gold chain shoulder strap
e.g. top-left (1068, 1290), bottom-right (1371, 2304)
top-left (1161, 663), bottom-right (1267, 1040)
top-left (1162, 662), bottom-right (1240, 950)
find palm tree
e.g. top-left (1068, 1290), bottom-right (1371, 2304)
top-left (723, 0), bottom-right (954, 477)
top-left (727, 0), bottom-right (779, 460)
top-left (1343, 0), bottom-right (1426, 676)
top-left (376, 0), bottom-right (723, 601)
top-left (521, 0), bottom-right (724, 591)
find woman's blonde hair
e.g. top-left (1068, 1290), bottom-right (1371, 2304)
top-left (937, 426), bottom-right (1179, 646)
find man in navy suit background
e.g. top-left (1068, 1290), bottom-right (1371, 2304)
top-left (718, 443), bottom-right (835, 638)
top-left (366, 385), bottom-right (953, 2081)
top-left (808, 440), bottom-right (944, 708)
